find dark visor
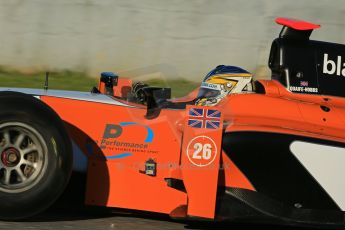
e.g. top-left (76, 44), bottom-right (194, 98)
top-left (197, 87), bottom-right (221, 99)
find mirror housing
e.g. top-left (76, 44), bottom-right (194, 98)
top-left (99, 72), bottom-right (119, 96)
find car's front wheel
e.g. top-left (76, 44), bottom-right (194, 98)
top-left (0, 92), bottom-right (73, 220)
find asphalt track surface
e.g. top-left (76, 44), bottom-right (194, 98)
top-left (0, 173), bottom-right (340, 230)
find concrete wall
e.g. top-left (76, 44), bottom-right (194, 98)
top-left (0, 0), bottom-right (345, 80)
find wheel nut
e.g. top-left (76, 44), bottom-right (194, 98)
top-left (8, 153), bottom-right (17, 163)
top-left (1, 148), bottom-right (20, 166)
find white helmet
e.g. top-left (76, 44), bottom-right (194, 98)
top-left (196, 65), bottom-right (253, 106)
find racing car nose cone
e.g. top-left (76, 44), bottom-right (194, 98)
top-left (1, 147), bottom-right (20, 167)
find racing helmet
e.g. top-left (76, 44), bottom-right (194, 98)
top-left (196, 65), bottom-right (253, 106)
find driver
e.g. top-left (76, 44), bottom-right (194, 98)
top-left (195, 65), bottom-right (253, 106)
top-left (130, 65), bottom-right (253, 108)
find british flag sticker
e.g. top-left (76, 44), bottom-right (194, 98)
top-left (188, 108), bottom-right (221, 129)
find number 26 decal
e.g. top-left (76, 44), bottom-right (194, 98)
top-left (192, 143), bottom-right (212, 160)
top-left (187, 136), bottom-right (217, 167)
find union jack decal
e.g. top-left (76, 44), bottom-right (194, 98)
top-left (300, 81), bottom-right (309, 87)
top-left (188, 108), bottom-right (221, 129)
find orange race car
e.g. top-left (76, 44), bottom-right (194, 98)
top-left (0, 18), bottom-right (344, 228)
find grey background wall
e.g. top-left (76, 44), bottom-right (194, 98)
top-left (0, 0), bottom-right (345, 80)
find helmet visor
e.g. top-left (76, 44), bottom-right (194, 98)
top-left (197, 87), bottom-right (221, 99)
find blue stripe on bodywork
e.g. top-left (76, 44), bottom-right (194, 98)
top-left (106, 152), bottom-right (132, 159)
top-left (119, 122), bottom-right (154, 143)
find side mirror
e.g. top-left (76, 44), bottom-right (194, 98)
top-left (99, 72), bottom-right (119, 95)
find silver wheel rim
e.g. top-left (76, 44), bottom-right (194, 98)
top-left (0, 122), bottom-right (48, 193)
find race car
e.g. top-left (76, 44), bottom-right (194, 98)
top-left (0, 17), bottom-right (344, 228)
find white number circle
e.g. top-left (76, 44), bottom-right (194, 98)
top-left (186, 136), bottom-right (217, 167)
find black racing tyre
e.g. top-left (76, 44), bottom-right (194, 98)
top-left (0, 91), bottom-right (73, 220)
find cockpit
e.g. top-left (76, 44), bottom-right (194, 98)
top-left (91, 66), bottom-right (255, 119)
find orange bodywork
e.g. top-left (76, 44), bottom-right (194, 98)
top-left (38, 79), bottom-right (345, 219)
top-left (223, 80), bottom-right (345, 142)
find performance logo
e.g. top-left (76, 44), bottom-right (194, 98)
top-left (188, 108), bottom-right (221, 129)
top-left (99, 122), bottom-right (154, 159)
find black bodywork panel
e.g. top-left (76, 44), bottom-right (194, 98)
top-left (269, 35), bottom-right (345, 97)
top-left (222, 132), bottom-right (342, 211)
top-left (220, 131), bottom-right (345, 226)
